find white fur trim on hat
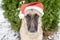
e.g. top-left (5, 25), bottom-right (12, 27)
top-left (24, 6), bottom-right (44, 15)
top-left (19, 11), bottom-right (24, 19)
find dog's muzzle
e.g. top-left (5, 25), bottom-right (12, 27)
top-left (25, 12), bottom-right (39, 33)
top-left (28, 26), bottom-right (37, 33)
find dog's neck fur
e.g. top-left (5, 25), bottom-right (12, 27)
top-left (20, 18), bottom-right (43, 40)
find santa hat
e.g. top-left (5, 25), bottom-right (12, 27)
top-left (19, 2), bottom-right (44, 19)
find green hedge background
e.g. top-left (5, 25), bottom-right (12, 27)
top-left (2, 0), bottom-right (60, 32)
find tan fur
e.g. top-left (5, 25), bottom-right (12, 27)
top-left (20, 9), bottom-right (43, 40)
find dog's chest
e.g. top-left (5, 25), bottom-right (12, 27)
top-left (21, 35), bottom-right (42, 40)
top-left (20, 32), bottom-right (43, 40)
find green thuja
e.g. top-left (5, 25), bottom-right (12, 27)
top-left (2, 0), bottom-right (21, 31)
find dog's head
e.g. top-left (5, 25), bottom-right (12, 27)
top-left (24, 9), bottom-right (42, 33)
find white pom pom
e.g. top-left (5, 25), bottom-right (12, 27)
top-left (18, 12), bottom-right (24, 19)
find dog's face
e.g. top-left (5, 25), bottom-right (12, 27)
top-left (24, 9), bottom-right (42, 33)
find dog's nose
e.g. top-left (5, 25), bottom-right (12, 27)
top-left (29, 27), bottom-right (37, 33)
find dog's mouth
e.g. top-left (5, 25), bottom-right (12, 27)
top-left (25, 13), bottom-right (39, 33)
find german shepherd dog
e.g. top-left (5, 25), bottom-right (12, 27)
top-left (19, 9), bottom-right (43, 40)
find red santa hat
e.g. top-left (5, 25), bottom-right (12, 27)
top-left (19, 2), bottom-right (44, 19)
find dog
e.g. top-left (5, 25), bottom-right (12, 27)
top-left (19, 9), bottom-right (43, 40)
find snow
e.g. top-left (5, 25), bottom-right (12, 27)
top-left (0, 0), bottom-right (5, 22)
top-left (0, 8), bottom-right (5, 22)
top-left (0, 9), bottom-right (19, 40)
top-left (52, 20), bottom-right (60, 40)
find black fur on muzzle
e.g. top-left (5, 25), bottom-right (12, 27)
top-left (25, 14), bottom-right (39, 33)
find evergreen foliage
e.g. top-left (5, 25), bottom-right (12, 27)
top-left (2, 0), bottom-right (21, 31)
top-left (2, 0), bottom-right (60, 32)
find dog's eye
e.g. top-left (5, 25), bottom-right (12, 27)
top-left (34, 14), bottom-right (39, 23)
top-left (34, 14), bottom-right (39, 18)
top-left (25, 14), bottom-right (31, 19)
top-left (34, 14), bottom-right (39, 21)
